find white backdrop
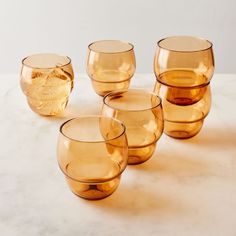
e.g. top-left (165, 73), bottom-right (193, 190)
top-left (0, 0), bottom-right (235, 73)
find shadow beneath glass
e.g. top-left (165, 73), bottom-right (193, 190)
top-left (134, 123), bottom-right (236, 176)
top-left (131, 148), bottom-right (208, 178)
top-left (39, 100), bottom-right (102, 122)
top-left (65, 102), bottom-right (101, 118)
top-left (86, 183), bottom-right (189, 218)
top-left (185, 126), bottom-right (236, 148)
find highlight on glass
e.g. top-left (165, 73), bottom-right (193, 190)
top-left (57, 116), bottom-right (128, 200)
top-left (153, 36), bottom-right (214, 139)
top-left (87, 40), bottom-right (136, 96)
top-left (20, 53), bottom-right (74, 116)
top-left (102, 89), bottom-right (164, 165)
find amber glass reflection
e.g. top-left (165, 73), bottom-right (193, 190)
top-left (20, 53), bottom-right (74, 116)
top-left (87, 40), bottom-right (136, 96)
top-left (57, 116), bottom-right (128, 200)
top-left (154, 82), bottom-right (211, 139)
top-left (102, 89), bottom-right (163, 165)
top-left (154, 36), bottom-right (214, 138)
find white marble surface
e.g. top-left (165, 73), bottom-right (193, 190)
top-left (0, 74), bottom-right (236, 236)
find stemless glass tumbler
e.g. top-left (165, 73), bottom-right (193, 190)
top-left (154, 36), bottom-right (214, 139)
top-left (102, 89), bottom-right (164, 165)
top-left (57, 116), bottom-right (128, 200)
top-left (20, 53), bottom-right (74, 116)
top-left (87, 40), bottom-right (136, 96)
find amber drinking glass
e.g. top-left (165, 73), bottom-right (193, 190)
top-left (154, 36), bottom-right (214, 138)
top-left (102, 89), bottom-right (164, 165)
top-left (57, 116), bottom-right (128, 200)
top-left (20, 53), bottom-right (74, 116)
top-left (87, 40), bottom-right (136, 96)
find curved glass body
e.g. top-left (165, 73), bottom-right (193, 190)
top-left (87, 40), bottom-right (136, 96)
top-left (20, 53), bottom-right (74, 116)
top-left (102, 89), bottom-right (163, 164)
top-left (57, 116), bottom-right (128, 200)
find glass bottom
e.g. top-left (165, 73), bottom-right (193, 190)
top-left (128, 143), bottom-right (157, 165)
top-left (65, 175), bottom-right (121, 200)
top-left (91, 79), bottom-right (130, 97)
top-left (27, 96), bottom-right (68, 116)
top-left (164, 119), bottom-right (204, 139)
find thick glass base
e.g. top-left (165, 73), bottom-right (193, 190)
top-left (164, 119), bottom-right (204, 139)
top-left (65, 175), bottom-right (121, 200)
top-left (128, 143), bottom-right (156, 165)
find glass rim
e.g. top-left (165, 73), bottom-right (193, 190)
top-left (157, 36), bottom-right (213, 53)
top-left (22, 53), bottom-right (72, 69)
top-left (103, 89), bottom-right (162, 112)
top-left (59, 115), bottom-right (126, 143)
top-left (88, 39), bottom-right (134, 54)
